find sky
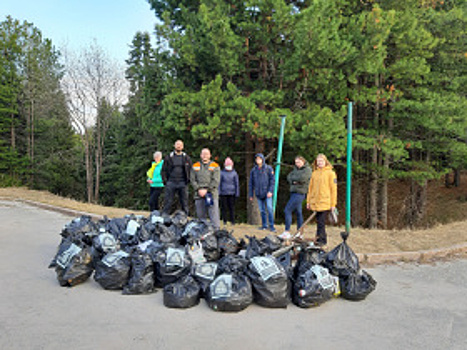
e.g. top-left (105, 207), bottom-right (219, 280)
top-left (1, 0), bottom-right (158, 66)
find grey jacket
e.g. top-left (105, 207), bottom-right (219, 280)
top-left (190, 160), bottom-right (221, 199)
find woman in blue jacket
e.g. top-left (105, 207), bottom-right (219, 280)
top-left (219, 157), bottom-right (240, 226)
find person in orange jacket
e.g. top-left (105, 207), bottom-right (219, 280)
top-left (306, 154), bottom-right (337, 246)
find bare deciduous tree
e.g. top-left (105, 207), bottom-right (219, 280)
top-left (61, 40), bottom-right (128, 203)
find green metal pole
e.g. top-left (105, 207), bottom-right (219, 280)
top-left (346, 102), bottom-right (353, 234)
top-left (273, 115), bottom-right (287, 214)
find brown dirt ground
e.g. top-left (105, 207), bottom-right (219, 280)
top-left (1, 186), bottom-right (467, 255)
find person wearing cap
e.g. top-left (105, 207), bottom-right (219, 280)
top-left (306, 153), bottom-right (337, 246)
top-left (219, 157), bottom-right (240, 226)
top-left (249, 153), bottom-right (276, 232)
top-left (279, 155), bottom-right (312, 240)
top-left (146, 151), bottom-right (165, 212)
top-left (190, 148), bottom-right (221, 230)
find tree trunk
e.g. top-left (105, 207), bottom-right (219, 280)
top-left (94, 111), bottom-right (101, 202)
top-left (368, 148), bottom-right (378, 229)
top-left (84, 130), bottom-right (94, 203)
top-left (30, 98), bottom-right (35, 186)
top-left (378, 115), bottom-right (392, 229)
top-left (407, 179), bottom-right (427, 228)
top-left (10, 113), bottom-right (15, 150)
top-left (454, 168), bottom-right (460, 187)
top-left (369, 73), bottom-right (380, 229)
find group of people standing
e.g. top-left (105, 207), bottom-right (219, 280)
top-left (147, 140), bottom-right (337, 246)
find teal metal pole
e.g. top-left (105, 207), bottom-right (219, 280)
top-left (346, 102), bottom-right (353, 234)
top-left (273, 115), bottom-right (287, 214)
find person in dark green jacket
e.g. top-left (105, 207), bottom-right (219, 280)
top-left (279, 156), bottom-right (312, 240)
top-left (147, 151), bottom-right (164, 212)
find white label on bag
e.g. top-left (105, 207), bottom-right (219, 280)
top-left (194, 262), bottom-right (218, 280)
top-left (310, 265), bottom-right (334, 290)
top-left (125, 220), bottom-right (140, 235)
top-left (56, 243), bottom-right (82, 268)
top-left (251, 256), bottom-right (281, 281)
top-left (99, 233), bottom-right (117, 253)
top-left (151, 215), bottom-right (164, 224)
top-left (210, 274), bottom-right (232, 299)
top-left (102, 251), bottom-right (129, 267)
top-left (165, 247), bottom-right (185, 267)
top-left (188, 242), bottom-right (206, 264)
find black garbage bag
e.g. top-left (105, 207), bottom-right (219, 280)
top-left (119, 218), bottom-right (141, 247)
top-left (163, 275), bottom-right (201, 308)
top-left (105, 217), bottom-right (129, 239)
top-left (275, 251), bottom-right (294, 279)
top-left (294, 245), bottom-right (327, 279)
top-left (153, 247), bottom-right (192, 287)
top-left (154, 224), bottom-right (178, 245)
top-left (122, 250), bottom-right (155, 295)
top-left (244, 236), bottom-right (263, 259)
top-left (201, 233), bottom-right (219, 261)
top-left (53, 241), bottom-right (94, 287)
top-left (192, 262), bottom-right (219, 298)
top-left (324, 239), bottom-right (360, 278)
top-left (94, 250), bottom-right (131, 290)
top-left (60, 215), bottom-right (97, 240)
top-left (171, 210), bottom-right (188, 227)
top-left (181, 219), bottom-right (212, 243)
top-left (292, 263), bottom-right (334, 308)
top-left (217, 254), bottom-right (249, 275)
top-left (340, 270), bottom-right (377, 301)
top-left (246, 256), bottom-right (290, 308)
top-left (145, 240), bottom-right (166, 261)
top-left (206, 273), bottom-right (253, 312)
top-left (216, 230), bottom-right (239, 257)
top-left (137, 222), bottom-right (152, 242)
top-left (91, 230), bottom-right (119, 265)
top-left (244, 235), bottom-right (282, 259)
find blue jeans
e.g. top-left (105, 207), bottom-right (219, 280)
top-left (284, 193), bottom-right (305, 231)
top-left (257, 197), bottom-right (275, 229)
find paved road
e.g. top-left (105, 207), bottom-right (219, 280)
top-left (0, 200), bottom-right (466, 350)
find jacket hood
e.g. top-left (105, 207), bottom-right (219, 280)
top-left (255, 153), bottom-right (266, 164)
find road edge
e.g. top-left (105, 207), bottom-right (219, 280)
top-left (6, 197), bottom-right (467, 267)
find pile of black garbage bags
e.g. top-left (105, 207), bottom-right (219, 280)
top-left (49, 211), bottom-right (376, 311)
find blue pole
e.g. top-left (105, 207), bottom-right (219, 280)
top-left (346, 102), bottom-right (353, 234)
top-left (273, 115), bottom-right (287, 214)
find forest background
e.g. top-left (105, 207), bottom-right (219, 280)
top-left (1, 0), bottom-right (466, 229)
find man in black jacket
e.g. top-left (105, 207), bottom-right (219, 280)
top-left (161, 140), bottom-right (193, 215)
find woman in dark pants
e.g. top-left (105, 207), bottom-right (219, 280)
top-left (219, 157), bottom-right (239, 226)
top-left (147, 151), bottom-right (164, 212)
top-left (306, 154), bottom-right (337, 246)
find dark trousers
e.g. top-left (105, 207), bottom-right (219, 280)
top-left (163, 181), bottom-right (189, 215)
top-left (220, 195), bottom-right (236, 224)
top-left (316, 210), bottom-right (329, 244)
top-left (149, 187), bottom-right (163, 212)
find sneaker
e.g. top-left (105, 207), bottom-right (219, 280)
top-left (258, 227), bottom-right (268, 231)
top-left (278, 231), bottom-right (291, 240)
top-left (269, 227), bottom-right (276, 233)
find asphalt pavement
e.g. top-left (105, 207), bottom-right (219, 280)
top-left (0, 200), bottom-right (465, 350)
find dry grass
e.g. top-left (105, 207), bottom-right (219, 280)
top-left (1, 186), bottom-right (467, 254)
